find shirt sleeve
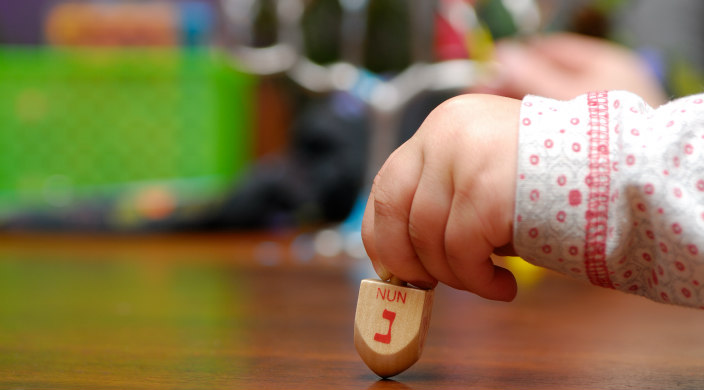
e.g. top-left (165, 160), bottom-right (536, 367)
top-left (513, 90), bottom-right (704, 308)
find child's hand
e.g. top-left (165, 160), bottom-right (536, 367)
top-left (361, 94), bottom-right (521, 301)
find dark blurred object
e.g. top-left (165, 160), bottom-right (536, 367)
top-left (363, 0), bottom-right (412, 74)
top-left (173, 92), bottom-right (370, 230)
top-left (252, 0), bottom-right (278, 47)
top-left (569, 5), bottom-right (611, 38)
top-left (302, 0), bottom-right (343, 65)
top-left (0, 1), bottom-right (43, 44)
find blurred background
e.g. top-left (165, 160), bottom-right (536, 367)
top-left (1, 0), bottom-right (704, 262)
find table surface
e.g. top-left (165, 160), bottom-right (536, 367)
top-left (1, 232), bottom-right (703, 390)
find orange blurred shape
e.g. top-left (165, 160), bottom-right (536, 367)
top-left (45, 2), bottom-right (179, 47)
top-left (135, 186), bottom-right (176, 221)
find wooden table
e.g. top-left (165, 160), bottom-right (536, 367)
top-left (1, 232), bottom-right (703, 389)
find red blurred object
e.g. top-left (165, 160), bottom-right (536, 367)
top-left (434, 0), bottom-right (477, 61)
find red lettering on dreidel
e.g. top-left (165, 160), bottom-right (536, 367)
top-left (376, 287), bottom-right (407, 304)
top-left (373, 309), bottom-right (396, 344)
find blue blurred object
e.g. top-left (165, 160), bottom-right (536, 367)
top-left (180, 1), bottom-right (216, 46)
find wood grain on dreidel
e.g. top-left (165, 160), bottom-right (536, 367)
top-left (354, 278), bottom-right (434, 378)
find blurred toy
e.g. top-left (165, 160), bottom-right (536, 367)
top-left (0, 46), bottom-right (254, 229)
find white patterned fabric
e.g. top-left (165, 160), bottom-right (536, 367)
top-left (514, 91), bottom-right (704, 308)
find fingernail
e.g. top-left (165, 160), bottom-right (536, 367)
top-left (373, 262), bottom-right (392, 281)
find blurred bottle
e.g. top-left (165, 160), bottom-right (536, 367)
top-left (252, 0), bottom-right (278, 47)
top-left (180, 1), bottom-right (215, 46)
top-left (363, 0), bottom-right (412, 74)
top-left (474, 0), bottom-right (517, 40)
top-left (302, 0), bottom-right (343, 65)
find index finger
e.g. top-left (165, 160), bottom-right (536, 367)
top-left (361, 146), bottom-right (437, 289)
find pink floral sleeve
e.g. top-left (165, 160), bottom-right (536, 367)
top-left (514, 91), bottom-right (704, 308)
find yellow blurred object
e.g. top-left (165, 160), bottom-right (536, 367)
top-left (493, 255), bottom-right (544, 289)
top-left (467, 23), bottom-right (494, 62)
top-left (507, 256), bottom-right (544, 288)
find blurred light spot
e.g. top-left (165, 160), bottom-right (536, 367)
top-left (255, 241), bottom-right (282, 266)
top-left (314, 228), bottom-right (343, 258)
top-left (344, 231), bottom-right (367, 259)
top-left (330, 62), bottom-right (358, 91)
top-left (291, 233), bottom-right (315, 263)
top-left (370, 83), bottom-right (398, 111)
top-left (135, 186), bottom-right (176, 220)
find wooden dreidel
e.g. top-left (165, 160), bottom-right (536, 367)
top-left (354, 277), bottom-right (434, 378)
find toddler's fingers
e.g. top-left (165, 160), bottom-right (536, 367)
top-left (371, 146), bottom-right (437, 289)
top-left (408, 147), bottom-right (466, 290)
top-left (444, 182), bottom-right (517, 301)
top-left (361, 191), bottom-right (392, 280)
